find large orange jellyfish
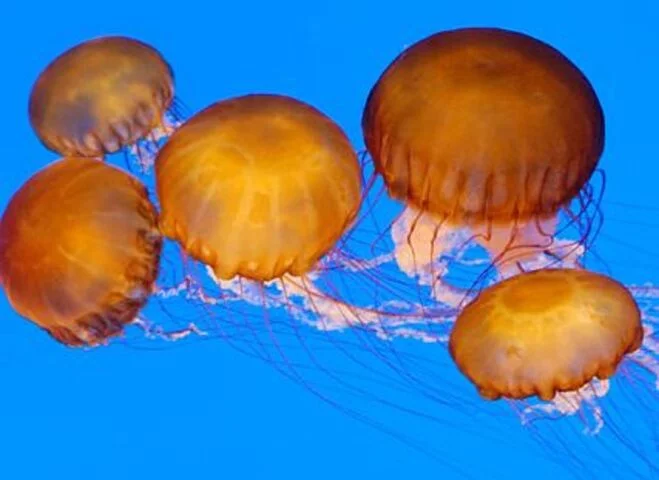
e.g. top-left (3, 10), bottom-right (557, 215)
top-left (362, 27), bottom-right (605, 288)
top-left (29, 36), bottom-right (178, 161)
top-left (449, 268), bottom-right (644, 401)
top-left (0, 157), bottom-right (162, 346)
top-left (155, 93), bottom-right (361, 282)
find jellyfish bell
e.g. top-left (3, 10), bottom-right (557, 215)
top-left (362, 27), bottom-right (605, 286)
top-left (445, 267), bottom-right (659, 476)
top-left (448, 268), bottom-right (643, 402)
top-left (0, 157), bottom-right (162, 346)
top-left (28, 36), bottom-right (182, 168)
top-left (155, 93), bottom-right (362, 283)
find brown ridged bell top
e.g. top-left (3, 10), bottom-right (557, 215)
top-left (155, 94), bottom-right (362, 282)
top-left (449, 268), bottom-right (642, 401)
top-left (29, 36), bottom-right (174, 156)
top-left (0, 157), bottom-right (162, 346)
top-left (363, 28), bottom-right (605, 224)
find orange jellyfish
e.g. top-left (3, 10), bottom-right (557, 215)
top-left (29, 36), bottom-right (179, 161)
top-left (362, 27), bottom-right (605, 287)
top-left (155, 94), bottom-right (361, 283)
top-left (0, 157), bottom-right (162, 346)
top-left (449, 268), bottom-right (643, 401)
top-left (446, 268), bottom-right (659, 478)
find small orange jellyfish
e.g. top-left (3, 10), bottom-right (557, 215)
top-left (0, 157), bottom-right (162, 346)
top-left (449, 268), bottom-right (643, 401)
top-left (362, 27), bottom-right (604, 283)
top-left (155, 94), bottom-right (361, 282)
top-left (29, 36), bottom-right (178, 159)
